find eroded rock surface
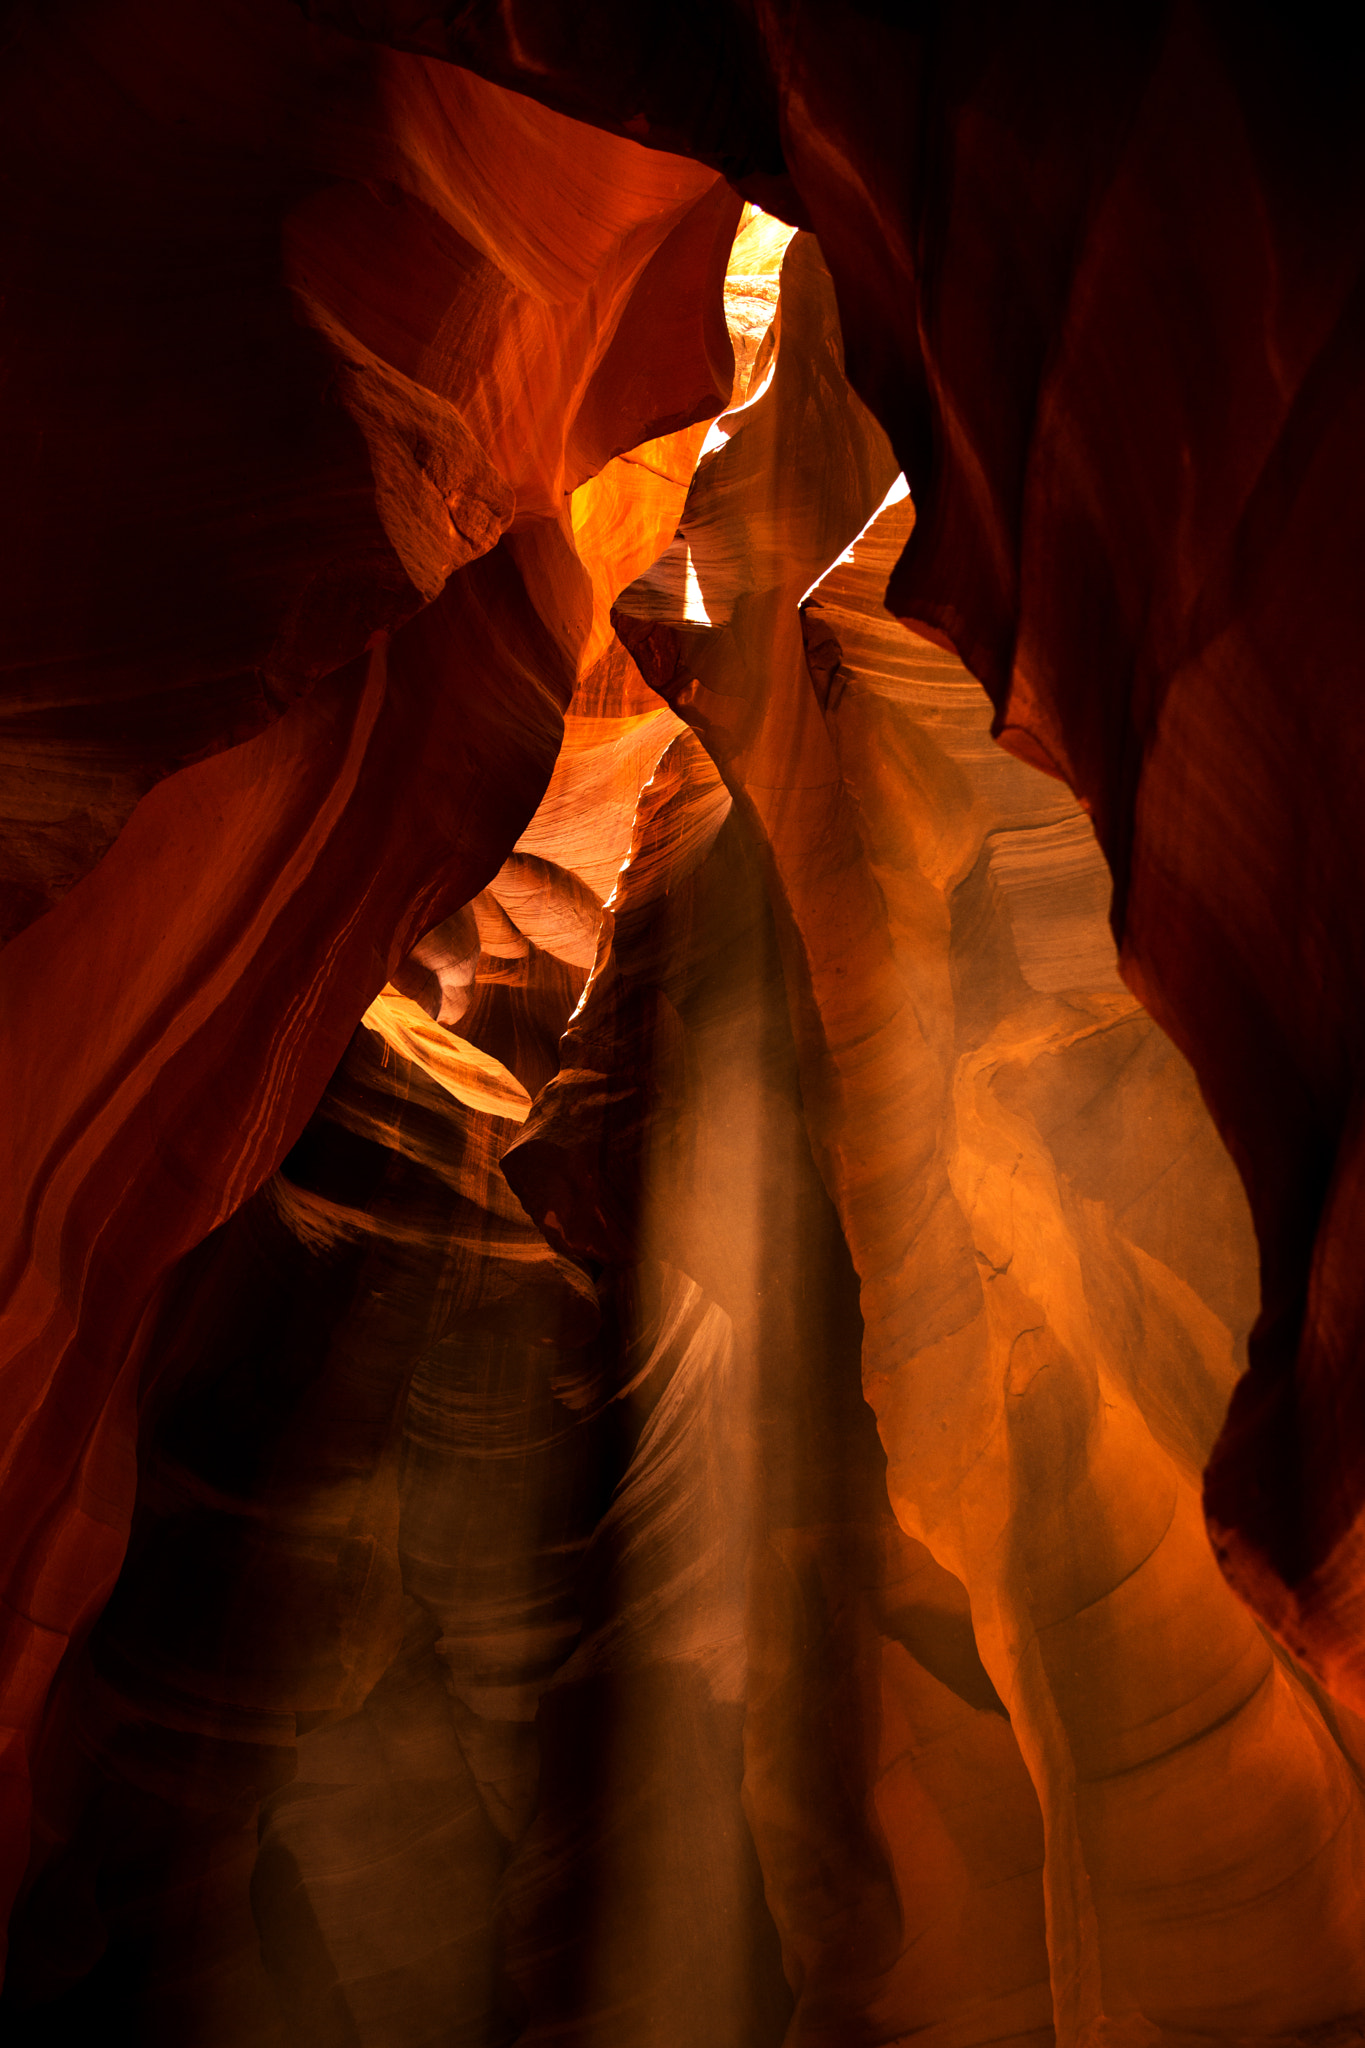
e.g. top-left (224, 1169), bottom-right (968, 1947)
top-left (612, 229), bottom-right (1365, 2047)
top-left (305, 0), bottom-right (1365, 1741)
top-left (0, 0), bottom-right (738, 1946)
top-left (6, 4), bottom-right (1365, 2042)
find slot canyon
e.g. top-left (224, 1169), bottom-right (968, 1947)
top-left (4, 1), bottom-right (1365, 2041)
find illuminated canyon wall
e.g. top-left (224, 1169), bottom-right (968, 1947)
top-left (3, 1), bottom-right (1365, 2042)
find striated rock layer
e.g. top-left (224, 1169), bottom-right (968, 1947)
top-left (304, 0), bottom-right (1365, 1739)
top-left (5, 3), bottom-right (1365, 2043)
top-left (610, 228), bottom-right (1365, 2047)
top-left (8, 186), bottom-right (1363, 2038)
top-left (0, 0), bottom-right (739, 1946)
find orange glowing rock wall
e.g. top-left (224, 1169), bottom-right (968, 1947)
top-left (5, 2), bottom-right (1365, 2044)
top-left (303, 0), bottom-right (1365, 1728)
top-left (614, 231), bottom-right (1365, 2044)
top-left (0, 0), bottom-right (736, 1949)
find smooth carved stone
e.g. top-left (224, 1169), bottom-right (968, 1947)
top-left (303, 0), bottom-right (1365, 1741)
top-left (0, 2), bottom-right (741, 1947)
top-left (613, 227), bottom-right (1365, 2043)
top-left (0, 1), bottom-right (736, 943)
top-left (8, 6), bottom-right (1365, 2040)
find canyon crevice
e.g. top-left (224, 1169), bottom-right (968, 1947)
top-left (4, 3), bottom-right (1365, 2041)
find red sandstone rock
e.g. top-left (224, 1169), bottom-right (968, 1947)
top-left (611, 229), bottom-right (1365, 2043)
top-left (7, 3), bottom-right (1365, 2040)
top-left (305, 0), bottom-right (1365, 1729)
top-left (0, 0), bottom-right (738, 1950)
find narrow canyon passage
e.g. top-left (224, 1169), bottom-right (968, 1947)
top-left (4, 5), bottom-right (1365, 2044)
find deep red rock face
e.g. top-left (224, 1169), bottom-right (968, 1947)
top-left (611, 230), bottom-right (1365, 2046)
top-left (768, 0), bottom-right (1365, 1727)
top-left (310, 0), bottom-right (1365, 1772)
top-left (6, 1), bottom-right (1365, 2042)
top-left (0, 0), bottom-right (738, 1958)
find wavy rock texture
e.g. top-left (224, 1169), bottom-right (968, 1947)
top-left (0, 0), bottom-right (740, 1944)
top-left (611, 232), bottom-right (1365, 2044)
top-left (6, 3), bottom-right (1365, 2043)
top-left (305, 0), bottom-right (1365, 1756)
top-left (760, 3), bottom-right (1365, 1719)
